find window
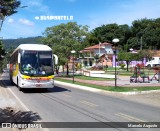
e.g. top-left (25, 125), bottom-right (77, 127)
top-left (84, 61), bottom-right (87, 66)
top-left (89, 61), bottom-right (92, 66)
top-left (20, 50), bottom-right (53, 76)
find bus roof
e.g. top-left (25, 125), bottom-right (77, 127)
top-left (18, 44), bottom-right (52, 51)
top-left (11, 44), bottom-right (52, 56)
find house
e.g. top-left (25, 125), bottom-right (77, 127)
top-left (79, 41), bottom-right (160, 69)
top-left (79, 42), bottom-right (117, 67)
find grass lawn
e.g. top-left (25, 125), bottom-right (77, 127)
top-left (57, 74), bottom-right (115, 81)
top-left (74, 75), bottom-right (114, 81)
top-left (55, 77), bottom-right (160, 92)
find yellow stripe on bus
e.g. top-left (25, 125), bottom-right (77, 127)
top-left (13, 64), bottom-right (19, 77)
top-left (22, 75), bottom-right (54, 80)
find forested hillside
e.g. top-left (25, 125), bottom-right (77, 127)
top-left (2, 36), bottom-right (43, 50)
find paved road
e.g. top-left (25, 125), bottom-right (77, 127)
top-left (0, 73), bottom-right (160, 131)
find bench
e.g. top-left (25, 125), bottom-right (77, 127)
top-left (130, 71), bottom-right (149, 83)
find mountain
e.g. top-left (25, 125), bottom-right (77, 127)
top-left (2, 36), bottom-right (43, 50)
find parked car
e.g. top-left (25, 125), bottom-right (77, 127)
top-left (146, 57), bottom-right (160, 69)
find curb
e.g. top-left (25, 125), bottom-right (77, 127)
top-left (55, 80), bottom-right (160, 95)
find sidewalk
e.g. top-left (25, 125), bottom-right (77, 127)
top-left (0, 75), bottom-right (43, 131)
top-left (0, 78), bottom-right (20, 131)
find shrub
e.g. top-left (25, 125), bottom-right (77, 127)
top-left (90, 65), bottom-right (103, 70)
top-left (119, 62), bottom-right (125, 69)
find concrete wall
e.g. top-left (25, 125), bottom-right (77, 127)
top-left (112, 55), bottom-right (147, 67)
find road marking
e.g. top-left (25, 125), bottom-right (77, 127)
top-left (8, 88), bottom-right (30, 111)
top-left (115, 113), bottom-right (145, 122)
top-left (1, 80), bottom-right (50, 131)
top-left (80, 100), bottom-right (98, 107)
top-left (0, 76), bottom-right (30, 110)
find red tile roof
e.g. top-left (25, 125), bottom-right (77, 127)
top-left (79, 49), bottom-right (91, 53)
top-left (84, 42), bottom-right (112, 50)
top-left (85, 45), bottom-right (100, 49)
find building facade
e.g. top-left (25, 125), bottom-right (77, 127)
top-left (79, 42), bottom-right (116, 67)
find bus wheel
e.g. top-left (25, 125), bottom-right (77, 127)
top-left (10, 77), bottom-right (14, 85)
top-left (17, 78), bottom-right (22, 91)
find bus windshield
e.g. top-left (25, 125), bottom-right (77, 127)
top-left (20, 50), bottom-right (53, 76)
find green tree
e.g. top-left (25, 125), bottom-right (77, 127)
top-left (0, 0), bottom-right (21, 31)
top-left (90, 18), bottom-right (160, 50)
top-left (130, 18), bottom-right (160, 50)
top-left (0, 0), bottom-right (21, 66)
top-left (90, 23), bottom-right (131, 50)
top-left (0, 40), bottom-right (5, 61)
top-left (42, 22), bottom-right (89, 75)
top-left (126, 37), bottom-right (139, 49)
top-left (118, 51), bottom-right (136, 71)
top-left (0, 44), bottom-right (14, 72)
top-left (91, 23), bottom-right (120, 43)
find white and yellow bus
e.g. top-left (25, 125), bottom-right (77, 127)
top-left (9, 44), bottom-right (58, 91)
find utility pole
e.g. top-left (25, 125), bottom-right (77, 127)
top-left (140, 36), bottom-right (142, 50)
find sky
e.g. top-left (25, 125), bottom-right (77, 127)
top-left (0, 0), bottom-right (160, 39)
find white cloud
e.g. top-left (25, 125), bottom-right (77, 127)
top-left (1, 20), bottom-right (42, 39)
top-left (19, 18), bottom-right (34, 26)
top-left (8, 18), bottom-right (14, 23)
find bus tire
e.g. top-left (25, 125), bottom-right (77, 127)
top-left (11, 80), bottom-right (14, 85)
top-left (17, 77), bottom-right (22, 91)
top-left (10, 76), bottom-right (14, 85)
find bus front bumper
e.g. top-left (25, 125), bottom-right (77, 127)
top-left (19, 79), bottom-right (54, 88)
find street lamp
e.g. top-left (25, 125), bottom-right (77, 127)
top-left (71, 50), bottom-right (76, 83)
top-left (130, 48), bottom-right (139, 82)
top-left (112, 38), bottom-right (119, 87)
top-left (130, 48), bottom-right (133, 68)
top-left (130, 48), bottom-right (133, 52)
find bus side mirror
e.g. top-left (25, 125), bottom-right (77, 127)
top-left (18, 53), bottom-right (21, 64)
top-left (53, 54), bottom-right (58, 65)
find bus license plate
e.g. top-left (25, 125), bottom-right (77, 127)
top-left (36, 84), bottom-right (42, 86)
